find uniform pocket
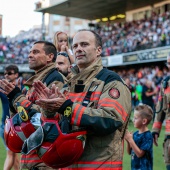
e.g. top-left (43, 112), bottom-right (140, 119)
top-left (90, 133), bottom-right (115, 148)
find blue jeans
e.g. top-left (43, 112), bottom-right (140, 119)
top-left (0, 123), bottom-right (8, 150)
top-left (0, 92), bottom-right (10, 121)
top-left (0, 92), bottom-right (9, 150)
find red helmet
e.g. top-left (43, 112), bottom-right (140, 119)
top-left (4, 113), bottom-right (35, 153)
top-left (37, 119), bottom-right (86, 169)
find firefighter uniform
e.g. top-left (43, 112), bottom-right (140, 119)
top-left (59, 58), bottom-right (132, 170)
top-left (152, 76), bottom-right (170, 167)
top-left (7, 63), bottom-right (66, 170)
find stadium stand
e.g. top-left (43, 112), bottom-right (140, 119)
top-left (0, 11), bottom-right (170, 67)
top-left (0, 0), bottom-right (170, 101)
top-left (96, 11), bottom-right (170, 56)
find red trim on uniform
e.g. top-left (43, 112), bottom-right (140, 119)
top-left (26, 90), bottom-right (38, 103)
top-left (20, 100), bottom-right (32, 108)
top-left (166, 120), bottom-right (170, 133)
top-left (61, 168), bottom-right (122, 170)
top-left (153, 122), bottom-right (162, 129)
top-left (69, 92), bottom-right (102, 102)
top-left (98, 98), bottom-right (128, 121)
top-left (76, 106), bottom-right (86, 126)
top-left (20, 159), bottom-right (42, 163)
top-left (71, 104), bottom-right (86, 126)
top-left (69, 92), bottom-right (86, 97)
top-left (69, 91), bottom-right (101, 97)
top-left (71, 104), bottom-right (80, 124)
top-left (60, 161), bottom-right (122, 170)
top-left (109, 88), bottom-right (120, 99)
top-left (91, 92), bottom-right (102, 96)
top-left (21, 153), bottom-right (42, 163)
top-left (76, 161), bottom-right (122, 164)
top-left (164, 87), bottom-right (170, 94)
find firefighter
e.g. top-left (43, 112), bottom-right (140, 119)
top-left (56, 52), bottom-right (72, 79)
top-left (152, 54), bottom-right (170, 170)
top-left (33, 29), bottom-right (132, 170)
top-left (0, 41), bottom-right (66, 170)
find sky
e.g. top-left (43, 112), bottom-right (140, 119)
top-left (0, 0), bottom-right (42, 37)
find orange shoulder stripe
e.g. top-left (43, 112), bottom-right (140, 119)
top-left (153, 122), bottom-right (162, 129)
top-left (98, 98), bottom-right (128, 121)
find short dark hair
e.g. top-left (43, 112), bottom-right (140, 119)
top-left (77, 29), bottom-right (103, 48)
top-left (5, 64), bottom-right (19, 73)
top-left (34, 41), bottom-right (57, 62)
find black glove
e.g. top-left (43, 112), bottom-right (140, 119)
top-left (58, 99), bottom-right (73, 115)
top-left (152, 132), bottom-right (159, 139)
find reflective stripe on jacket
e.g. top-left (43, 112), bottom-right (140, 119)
top-left (12, 63), bottom-right (66, 170)
top-left (61, 58), bottom-right (131, 170)
top-left (152, 77), bottom-right (170, 136)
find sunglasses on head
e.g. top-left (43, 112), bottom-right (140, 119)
top-left (57, 52), bottom-right (71, 64)
top-left (4, 71), bottom-right (15, 76)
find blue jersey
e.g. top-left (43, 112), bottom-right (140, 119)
top-left (131, 130), bottom-right (153, 170)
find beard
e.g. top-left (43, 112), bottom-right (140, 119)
top-left (58, 69), bottom-right (68, 77)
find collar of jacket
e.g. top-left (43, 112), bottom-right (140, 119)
top-left (68, 57), bottom-right (103, 85)
top-left (24, 63), bottom-right (56, 87)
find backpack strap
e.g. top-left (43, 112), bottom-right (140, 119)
top-left (82, 68), bottom-right (125, 106)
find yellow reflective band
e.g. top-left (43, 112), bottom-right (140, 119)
top-left (17, 106), bottom-right (28, 121)
top-left (64, 106), bottom-right (72, 117)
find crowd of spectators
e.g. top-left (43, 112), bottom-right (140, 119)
top-left (113, 64), bottom-right (168, 110)
top-left (95, 11), bottom-right (170, 56)
top-left (0, 38), bottom-right (35, 64)
top-left (0, 11), bottom-right (169, 109)
top-left (0, 27), bottom-right (43, 64)
top-left (0, 11), bottom-right (170, 64)
top-left (0, 11), bottom-right (170, 98)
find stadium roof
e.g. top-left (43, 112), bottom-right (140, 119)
top-left (35, 0), bottom-right (164, 20)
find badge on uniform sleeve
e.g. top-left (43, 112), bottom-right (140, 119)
top-left (109, 88), bottom-right (120, 99)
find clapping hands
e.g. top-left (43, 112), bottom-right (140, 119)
top-left (33, 80), bottom-right (66, 113)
